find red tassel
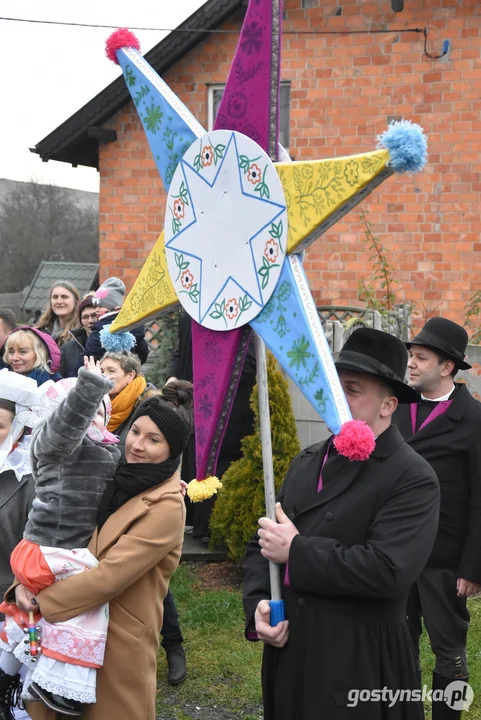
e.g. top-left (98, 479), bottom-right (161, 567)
top-left (334, 420), bottom-right (376, 462)
top-left (105, 28), bottom-right (141, 64)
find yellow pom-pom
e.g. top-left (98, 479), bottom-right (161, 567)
top-left (187, 476), bottom-right (223, 502)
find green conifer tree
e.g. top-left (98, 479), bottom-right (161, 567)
top-left (210, 353), bottom-right (301, 562)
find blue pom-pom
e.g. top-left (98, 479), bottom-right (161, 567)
top-left (377, 120), bottom-right (427, 174)
top-left (100, 324), bottom-right (137, 353)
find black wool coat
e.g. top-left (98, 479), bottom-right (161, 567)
top-left (243, 425), bottom-right (440, 720)
top-left (59, 328), bottom-right (88, 377)
top-left (79, 312), bottom-right (149, 367)
top-left (0, 470), bottom-right (35, 619)
top-left (393, 382), bottom-right (481, 584)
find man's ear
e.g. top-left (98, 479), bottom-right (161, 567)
top-left (381, 395), bottom-right (398, 418)
top-left (440, 359), bottom-right (455, 378)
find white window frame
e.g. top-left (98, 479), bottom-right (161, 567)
top-left (207, 81), bottom-right (291, 150)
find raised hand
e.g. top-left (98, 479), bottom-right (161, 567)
top-left (84, 355), bottom-right (103, 376)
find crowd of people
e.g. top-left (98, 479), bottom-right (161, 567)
top-left (0, 273), bottom-right (479, 720)
top-left (0, 274), bottom-right (255, 719)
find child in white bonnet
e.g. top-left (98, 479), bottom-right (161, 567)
top-left (0, 358), bottom-right (120, 717)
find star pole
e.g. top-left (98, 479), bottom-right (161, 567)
top-left (255, 0), bottom-right (284, 624)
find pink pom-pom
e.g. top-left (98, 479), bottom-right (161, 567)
top-left (333, 420), bottom-right (376, 462)
top-left (105, 28), bottom-right (141, 65)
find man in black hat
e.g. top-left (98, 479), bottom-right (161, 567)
top-left (243, 328), bottom-right (440, 720)
top-left (392, 317), bottom-right (481, 720)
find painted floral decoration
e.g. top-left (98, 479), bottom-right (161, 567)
top-left (202, 146), bottom-right (213, 167)
top-left (344, 160), bottom-right (359, 187)
top-left (173, 198), bottom-right (185, 219)
top-left (264, 239), bottom-right (279, 263)
top-left (181, 270), bottom-right (194, 289)
top-left (247, 164), bottom-right (262, 185)
top-left (225, 299), bottom-right (239, 319)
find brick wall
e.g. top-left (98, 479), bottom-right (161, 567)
top-left (99, 0), bottom-right (481, 333)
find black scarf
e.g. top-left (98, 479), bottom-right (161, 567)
top-left (97, 457), bottom-right (180, 531)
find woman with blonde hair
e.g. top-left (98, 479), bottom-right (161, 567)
top-left (35, 282), bottom-right (81, 348)
top-left (3, 328), bottom-right (62, 386)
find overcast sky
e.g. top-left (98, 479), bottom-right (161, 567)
top-left (0, 0), bottom-right (205, 193)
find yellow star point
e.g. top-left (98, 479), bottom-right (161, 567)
top-left (110, 230), bottom-right (179, 333)
top-left (276, 149), bottom-right (391, 254)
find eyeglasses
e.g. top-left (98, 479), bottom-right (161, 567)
top-left (81, 312), bottom-right (98, 322)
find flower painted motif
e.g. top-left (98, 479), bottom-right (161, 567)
top-left (264, 239), bottom-right (279, 263)
top-left (228, 92), bottom-right (248, 119)
top-left (302, 164), bottom-right (313, 179)
top-left (225, 298), bottom-right (239, 319)
top-left (181, 270), bottom-right (194, 289)
top-left (344, 160), bottom-right (359, 187)
top-left (202, 146), bottom-right (214, 167)
top-left (240, 22), bottom-right (263, 55)
top-left (173, 198), bottom-right (185, 219)
top-left (287, 336), bottom-right (312, 371)
top-left (203, 340), bottom-right (221, 364)
top-left (247, 164), bottom-right (262, 185)
top-left (143, 103), bottom-right (163, 133)
top-left (199, 393), bottom-right (213, 419)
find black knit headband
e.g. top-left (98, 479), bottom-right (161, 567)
top-left (131, 397), bottom-right (190, 459)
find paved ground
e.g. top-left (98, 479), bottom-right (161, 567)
top-left (181, 528), bottom-right (227, 563)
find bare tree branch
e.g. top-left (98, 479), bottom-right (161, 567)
top-left (0, 180), bottom-right (99, 291)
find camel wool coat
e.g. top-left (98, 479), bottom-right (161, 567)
top-left (25, 474), bottom-right (185, 720)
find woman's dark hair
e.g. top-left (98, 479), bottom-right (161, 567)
top-left (142, 380), bottom-right (194, 433)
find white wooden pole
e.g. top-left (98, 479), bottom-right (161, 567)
top-left (255, 333), bottom-right (282, 602)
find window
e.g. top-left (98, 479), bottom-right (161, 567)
top-left (207, 82), bottom-right (291, 150)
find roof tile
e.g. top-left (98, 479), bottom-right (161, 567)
top-left (21, 262), bottom-right (99, 311)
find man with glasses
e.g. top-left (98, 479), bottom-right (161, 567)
top-left (59, 296), bottom-right (98, 377)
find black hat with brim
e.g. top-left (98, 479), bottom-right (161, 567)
top-left (406, 317), bottom-right (471, 370)
top-left (335, 328), bottom-right (420, 404)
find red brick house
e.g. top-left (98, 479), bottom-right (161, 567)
top-left (33, 0), bottom-right (481, 332)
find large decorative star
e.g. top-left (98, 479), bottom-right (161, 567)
top-left (106, 0), bottom-right (426, 498)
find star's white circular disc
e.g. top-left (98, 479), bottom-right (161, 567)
top-left (165, 129), bottom-right (288, 331)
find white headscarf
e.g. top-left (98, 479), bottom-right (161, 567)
top-left (0, 369), bottom-right (40, 474)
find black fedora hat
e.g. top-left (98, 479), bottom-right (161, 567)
top-left (335, 328), bottom-right (420, 404)
top-left (406, 317), bottom-right (471, 370)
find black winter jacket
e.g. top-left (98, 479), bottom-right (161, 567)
top-left (78, 311), bottom-right (149, 367)
top-left (393, 382), bottom-right (481, 583)
top-left (243, 425), bottom-right (440, 720)
top-left (60, 328), bottom-right (88, 377)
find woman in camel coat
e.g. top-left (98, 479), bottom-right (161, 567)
top-left (12, 382), bottom-right (193, 720)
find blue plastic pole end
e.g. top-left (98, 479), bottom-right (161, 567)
top-left (270, 599), bottom-right (285, 626)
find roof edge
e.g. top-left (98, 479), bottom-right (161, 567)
top-left (33, 0), bottom-right (244, 168)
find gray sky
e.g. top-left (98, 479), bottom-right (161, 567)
top-left (0, 0), bottom-right (205, 192)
